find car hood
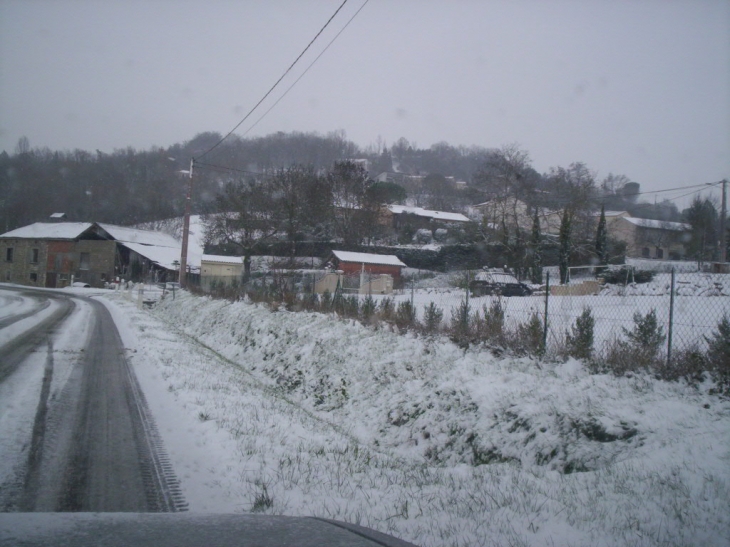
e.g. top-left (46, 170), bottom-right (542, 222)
top-left (0, 513), bottom-right (419, 547)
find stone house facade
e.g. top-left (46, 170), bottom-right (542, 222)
top-left (605, 214), bottom-right (690, 260)
top-left (469, 199), bottom-right (562, 236)
top-left (1, 223), bottom-right (116, 288)
top-left (1, 220), bottom-right (191, 289)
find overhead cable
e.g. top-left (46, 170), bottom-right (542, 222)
top-left (194, 161), bottom-right (261, 176)
top-left (196, 0), bottom-right (350, 161)
top-left (239, 0), bottom-right (370, 138)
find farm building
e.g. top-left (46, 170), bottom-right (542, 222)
top-left (386, 205), bottom-right (470, 232)
top-left (316, 250), bottom-right (408, 295)
top-left (327, 250), bottom-right (407, 279)
top-left (0, 219), bottom-right (197, 288)
top-left (200, 254), bottom-right (243, 290)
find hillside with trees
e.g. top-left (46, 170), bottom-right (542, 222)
top-left (1, 132), bottom-right (726, 271)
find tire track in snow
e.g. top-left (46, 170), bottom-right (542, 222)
top-left (0, 288), bottom-right (186, 512)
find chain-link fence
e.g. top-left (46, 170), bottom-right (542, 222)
top-left (194, 263), bottom-right (729, 379)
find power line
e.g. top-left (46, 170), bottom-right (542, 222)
top-left (614, 180), bottom-right (723, 202)
top-left (532, 181), bottom-right (723, 207)
top-left (641, 184), bottom-right (720, 206)
top-left (194, 161), bottom-right (262, 176)
top-left (239, 0), bottom-right (370, 138)
top-left (196, 0), bottom-right (350, 162)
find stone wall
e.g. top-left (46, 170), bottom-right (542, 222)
top-left (1, 238), bottom-right (48, 287)
top-left (0, 238), bottom-right (115, 288)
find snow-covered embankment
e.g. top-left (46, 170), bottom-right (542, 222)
top-left (103, 291), bottom-right (730, 547)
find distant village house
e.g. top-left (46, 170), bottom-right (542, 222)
top-left (0, 218), bottom-right (195, 288)
top-left (316, 250), bottom-right (407, 295)
top-left (601, 211), bottom-right (690, 260)
top-left (200, 254), bottom-right (243, 290)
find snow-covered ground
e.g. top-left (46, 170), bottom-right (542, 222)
top-left (99, 289), bottom-right (730, 547)
top-left (626, 258), bottom-right (705, 273)
top-left (371, 278), bottom-right (729, 353)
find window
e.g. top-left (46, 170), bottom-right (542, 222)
top-left (30, 248), bottom-right (39, 264)
top-left (641, 247), bottom-right (650, 258)
top-left (29, 272), bottom-right (38, 282)
top-left (100, 272), bottom-right (107, 281)
top-left (5, 247), bottom-right (13, 262)
top-left (80, 252), bottom-right (90, 270)
top-left (656, 247), bottom-right (664, 259)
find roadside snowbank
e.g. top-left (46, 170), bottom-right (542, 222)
top-left (104, 291), bottom-right (730, 547)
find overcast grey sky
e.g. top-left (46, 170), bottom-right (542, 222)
top-left (1, 0), bottom-right (728, 201)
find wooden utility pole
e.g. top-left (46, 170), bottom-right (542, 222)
top-left (179, 158), bottom-right (194, 287)
top-left (721, 178), bottom-right (727, 263)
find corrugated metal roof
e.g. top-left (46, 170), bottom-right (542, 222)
top-left (100, 223), bottom-right (194, 271)
top-left (98, 223), bottom-right (180, 248)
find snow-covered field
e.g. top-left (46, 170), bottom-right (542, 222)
top-left (101, 290), bottom-right (730, 547)
top-left (374, 272), bottom-right (729, 352)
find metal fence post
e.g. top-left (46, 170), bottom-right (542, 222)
top-left (543, 271), bottom-right (550, 351)
top-left (465, 269), bottom-right (470, 308)
top-left (410, 275), bottom-right (415, 312)
top-left (667, 267), bottom-right (676, 366)
top-left (464, 269), bottom-right (470, 334)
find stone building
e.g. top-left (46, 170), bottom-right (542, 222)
top-left (603, 212), bottom-right (690, 260)
top-left (1, 220), bottom-right (197, 288)
top-left (1, 222), bottom-right (116, 288)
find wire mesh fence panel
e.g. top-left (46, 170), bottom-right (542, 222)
top-left (192, 263), bottom-right (729, 367)
top-left (544, 265), bottom-right (729, 362)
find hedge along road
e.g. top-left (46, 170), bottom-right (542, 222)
top-left (0, 285), bottom-right (185, 512)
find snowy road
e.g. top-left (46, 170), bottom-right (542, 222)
top-left (0, 286), bottom-right (184, 512)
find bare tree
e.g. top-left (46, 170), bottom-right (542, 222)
top-left (327, 161), bottom-right (381, 246)
top-left (14, 136), bottom-right (30, 156)
top-left (472, 144), bottom-right (539, 236)
top-left (600, 172), bottom-right (631, 195)
top-left (269, 165), bottom-right (323, 265)
top-left (203, 179), bottom-right (278, 283)
top-left (546, 162), bottom-right (598, 252)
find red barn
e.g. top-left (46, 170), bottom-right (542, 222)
top-left (328, 250), bottom-right (406, 280)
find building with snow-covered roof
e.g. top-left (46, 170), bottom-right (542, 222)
top-left (318, 250), bottom-right (407, 295)
top-left (328, 250), bottom-right (406, 279)
top-left (387, 205), bottom-right (470, 224)
top-left (200, 254), bottom-right (243, 290)
top-left (605, 214), bottom-right (691, 260)
top-left (0, 221), bottom-right (191, 288)
top-left (469, 198), bottom-right (564, 236)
